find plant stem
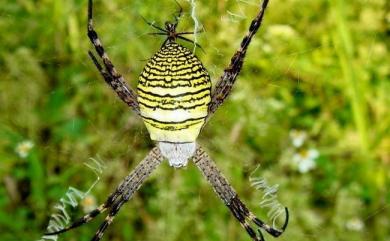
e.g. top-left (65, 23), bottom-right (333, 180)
top-left (330, 0), bottom-right (369, 154)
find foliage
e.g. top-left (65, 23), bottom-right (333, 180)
top-left (0, 0), bottom-right (389, 241)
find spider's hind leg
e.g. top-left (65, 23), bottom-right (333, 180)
top-left (89, 198), bottom-right (127, 241)
top-left (88, 147), bottom-right (164, 241)
top-left (193, 146), bottom-right (288, 241)
top-left (229, 196), bottom-right (289, 239)
top-left (45, 203), bottom-right (109, 236)
top-left (44, 169), bottom-right (133, 236)
top-left (45, 147), bottom-right (164, 238)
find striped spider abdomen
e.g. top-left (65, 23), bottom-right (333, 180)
top-left (137, 41), bottom-right (211, 143)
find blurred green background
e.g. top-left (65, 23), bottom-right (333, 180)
top-left (0, 0), bottom-right (389, 240)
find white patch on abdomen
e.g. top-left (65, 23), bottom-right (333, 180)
top-left (158, 142), bottom-right (196, 168)
top-left (142, 108), bottom-right (203, 122)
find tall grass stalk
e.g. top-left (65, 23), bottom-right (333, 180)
top-left (330, 0), bottom-right (369, 154)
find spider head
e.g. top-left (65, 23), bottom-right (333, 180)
top-left (165, 21), bottom-right (178, 41)
top-left (144, 14), bottom-right (203, 49)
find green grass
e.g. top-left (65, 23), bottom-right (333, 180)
top-left (1, 0), bottom-right (389, 241)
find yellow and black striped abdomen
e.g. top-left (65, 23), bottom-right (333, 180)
top-left (137, 41), bottom-right (211, 143)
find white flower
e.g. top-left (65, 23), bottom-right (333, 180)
top-left (292, 148), bottom-right (319, 173)
top-left (267, 24), bottom-right (297, 38)
top-left (81, 194), bottom-right (97, 213)
top-left (15, 140), bottom-right (34, 158)
top-left (346, 217), bottom-right (364, 231)
top-left (289, 130), bottom-right (307, 147)
top-left (262, 43), bottom-right (273, 54)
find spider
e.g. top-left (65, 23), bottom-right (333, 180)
top-left (46, 0), bottom-right (288, 240)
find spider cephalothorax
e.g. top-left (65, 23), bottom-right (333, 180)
top-left (46, 0), bottom-right (289, 241)
top-left (143, 6), bottom-right (203, 47)
top-left (165, 22), bottom-right (179, 39)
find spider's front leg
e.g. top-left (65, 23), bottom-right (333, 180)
top-left (207, 0), bottom-right (269, 120)
top-left (87, 0), bottom-right (140, 114)
top-left (193, 146), bottom-right (288, 241)
top-left (45, 147), bottom-right (164, 241)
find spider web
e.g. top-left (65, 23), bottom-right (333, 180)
top-left (187, 0), bottom-right (201, 52)
top-left (37, 157), bottom-right (106, 241)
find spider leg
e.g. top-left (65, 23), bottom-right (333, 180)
top-left (141, 15), bottom-right (167, 32)
top-left (148, 32), bottom-right (169, 36)
top-left (45, 203), bottom-right (109, 235)
top-left (177, 30), bottom-right (204, 35)
top-left (148, 30), bottom-right (203, 36)
top-left (87, 0), bottom-right (140, 114)
top-left (88, 51), bottom-right (128, 103)
top-left (173, 0), bottom-right (183, 27)
top-left (45, 174), bottom-right (126, 236)
top-left (90, 198), bottom-right (126, 241)
top-left (176, 36), bottom-right (205, 53)
top-left (193, 146), bottom-right (288, 241)
top-left (207, 0), bottom-right (270, 120)
top-left (90, 147), bottom-right (164, 241)
top-left (45, 147), bottom-right (164, 237)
